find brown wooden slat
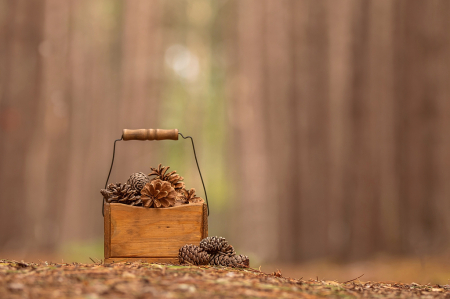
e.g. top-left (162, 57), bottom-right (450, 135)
top-left (104, 203), bottom-right (111, 259)
top-left (104, 257), bottom-right (179, 264)
top-left (202, 203), bottom-right (208, 239)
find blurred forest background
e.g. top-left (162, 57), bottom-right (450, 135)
top-left (1, 0), bottom-right (450, 282)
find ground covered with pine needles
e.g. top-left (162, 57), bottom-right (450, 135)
top-left (1, 260), bottom-right (450, 298)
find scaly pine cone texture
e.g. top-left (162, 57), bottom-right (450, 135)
top-left (100, 183), bottom-right (141, 206)
top-left (177, 188), bottom-right (204, 204)
top-left (149, 164), bottom-right (184, 191)
top-left (209, 252), bottom-right (249, 268)
top-left (127, 172), bottom-right (150, 193)
top-left (224, 254), bottom-right (250, 268)
top-left (178, 245), bottom-right (210, 265)
top-left (141, 179), bottom-right (177, 208)
top-left (198, 236), bottom-right (249, 268)
top-left (200, 236), bottom-right (230, 253)
top-left (148, 164), bottom-right (170, 180)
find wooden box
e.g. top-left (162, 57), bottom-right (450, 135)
top-left (104, 202), bottom-right (208, 263)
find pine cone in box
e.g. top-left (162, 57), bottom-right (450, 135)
top-left (100, 183), bottom-right (141, 206)
top-left (165, 170), bottom-right (184, 190)
top-left (149, 164), bottom-right (184, 191)
top-left (178, 244), bottom-right (210, 265)
top-left (200, 236), bottom-right (230, 253)
top-left (127, 172), bottom-right (149, 193)
top-left (177, 188), bottom-right (204, 204)
top-left (149, 164), bottom-right (170, 179)
top-left (140, 179), bottom-right (177, 208)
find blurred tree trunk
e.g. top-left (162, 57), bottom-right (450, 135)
top-left (61, 0), bottom-right (163, 243)
top-left (231, 0), bottom-right (278, 261)
top-left (0, 0), bottom-right (45, 252)
top-left (0, 0), bottom-right (164, 253)
top-left (395, 0), bottom-right (450, 255)
top-left (231, 0), bottom-right (450, 262)
top-left (25, 0), bottom-right (71, 251)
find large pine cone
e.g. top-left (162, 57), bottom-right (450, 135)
top-left (200, 236), bottom-right (230, 253)
top-left (210, 253), bottom-right (249, 268)
top-left (100, 183), bottom-right (141, 206)
top-left (149, 164), bottom-right (184, 191)
top-left (127, 172), bottom-right (149, 193)
top-left (177, 188), bottom-right (204, 204)
top-left (141, 179), bottom-right (177, 208)
top-left (178, 245), bottom-right (210, 265)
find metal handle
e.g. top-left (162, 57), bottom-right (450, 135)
top-left (122, 129), bottom-right (179, 141)
top-left (102, 130), bottom-right (210, 217)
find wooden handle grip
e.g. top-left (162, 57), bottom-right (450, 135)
top-left (122, 129), bottom-right (179, 141)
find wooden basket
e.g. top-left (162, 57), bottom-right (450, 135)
top-left (103, 129), bottom-right (209, 263)
top-left (104, 202), bottom-right (208, 263)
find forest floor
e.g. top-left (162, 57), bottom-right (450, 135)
top-left (1, 260), bottom-right (450, 298)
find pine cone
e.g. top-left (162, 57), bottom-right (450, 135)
top-left (209, 252), bottom-right (249, 268)
top-left (165, 170), bottom-right (184, 188)
top-left (149, 164), bottom-right (170, 179)
top-left (149, 164), bottom-right (184, 191)
top-left (178, 245), bottom-right (210, 265)
top-left (227, 255), bottom-right (250, 268)
top-left (221, 244), bottom-right (236, 256)
top-left (127, 172), bottom-right (149, 193)
top-left (174, 181), bottom-right (185, 193)
top-left (100, 183), bottom-right (141, 205)
top-left (141, 179), bottom-right (177, 208)
top-left (177, 188), bottom-right (204, 204)
top-left (200, 236), bottom-right (230, 253)
top-left (209, 252), bottom-right (230, 267)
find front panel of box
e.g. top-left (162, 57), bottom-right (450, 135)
top-left (106, 203), bottom-right (205, 258)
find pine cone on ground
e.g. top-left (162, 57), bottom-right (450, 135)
top-left (220, 244), bottom-right (236, 256)
top-left (177, 188), bottom-right (204, 204)
top-left (178, 245), bottom-right (210, 265)
top-left (227, 255), bottom-right (250, 268)
top-left (200, 236), bottom-right (230, 253)
top-left (209, 252), bottom-right (249, 268)
top-left (100, 183), bottom-right (141, 206)
top-left (149, 164), bottom-right (184, 191)
top-left (140, 179), bottom-right (177, 208)
top-left (209, 252), bottom-right (230, 267)
top-left (127, 172), bottom-right (149, 193)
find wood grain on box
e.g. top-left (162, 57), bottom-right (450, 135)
top-left (104, 257), bottom-right (179, 264)
top-left (104, 202), bottom-right (208, 263)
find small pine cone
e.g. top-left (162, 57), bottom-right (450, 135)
top-left (209, 253), bottom-right (249, 268)
top-left (129, 195), bottom-right (142, 206)
top-left (165, 171), bottom-right (184, 187)
top-left (148, 164), bottom-right (170, 179)
top-left (200, 236), bottom-right (230, 253)
top-left (174, 181), bottom-right (185, 193)
top-left (221, 244), bottom-right (236, 256)
top-left (227, 255), bottom-right (250, 268)
top-left (177, 188), bottom-right (204, 204)
top-left (127, 172), bottom-right (150, 193)
top-left (209, 252), bottom-right (229, 266)
top-left (149, 164), bottom-right (184, 190)
top-left (178, 245), bottom-right (210, 265)
top-left (100, 183), bottom-right (139, 205)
